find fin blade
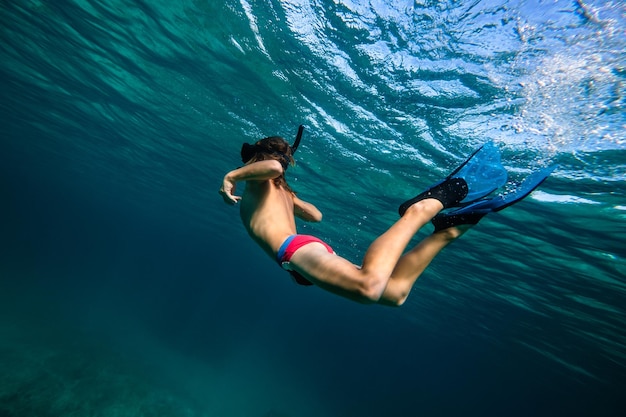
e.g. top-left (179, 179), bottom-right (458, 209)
top-left (451, 141), bottom-right (508, 204)
top-left (449, 165), bottom-right (557, 215)
top-left (491, 165), bottom-right (557, 212)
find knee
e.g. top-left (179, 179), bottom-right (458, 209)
top-left (366, 279), bottom-right (411, 307)
top-left (355, 273), bottom-right (389, 304)
top-left (391, 292), bottom-right (409, 307)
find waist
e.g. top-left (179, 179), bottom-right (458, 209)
top-left (276, 235), bottom-right (297, 263)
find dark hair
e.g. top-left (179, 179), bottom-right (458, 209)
top-left (243, 136), bottom-right (295, 192)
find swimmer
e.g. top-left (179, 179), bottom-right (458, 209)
top-left (219, 133), bottom-right (553, 305)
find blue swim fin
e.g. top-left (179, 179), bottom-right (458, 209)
top-left (399, 142), bottom-right (508, 216)
top-left (453, 141), bottom-right (508, 204)
top-left (431, 165), bottom-right (557, 232)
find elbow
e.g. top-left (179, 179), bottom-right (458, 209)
top-left (268, 159), bottom-right (285, 177)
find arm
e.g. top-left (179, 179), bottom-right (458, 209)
top-left (219, 160), bottom-right (283, 205)
top-left (293, 194), bottom-right (323, 222)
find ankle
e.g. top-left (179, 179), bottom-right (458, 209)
top-left (403, 198), bottom-right (443, 217)
top-left (433, 224), bottom-right (471, 240)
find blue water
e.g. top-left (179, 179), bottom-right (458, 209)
top-left (1, 0), bottom-right (625, 416)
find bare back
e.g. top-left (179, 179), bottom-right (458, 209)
top-left (240, 179), bottom-right (298, 259)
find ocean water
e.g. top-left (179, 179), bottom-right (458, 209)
top-left (1, 0), bottom-right (625, 416)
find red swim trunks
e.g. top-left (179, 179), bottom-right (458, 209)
top-left (276, 234), bottom-right (334, 286)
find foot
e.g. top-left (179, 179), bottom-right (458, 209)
top-left (399, 178), bottom-right (469, 216)
top-left (429, 165), bottom-right (557, 232)
top-left (431, 211), bottom-right (486, 233)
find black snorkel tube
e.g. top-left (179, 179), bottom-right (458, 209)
top-left (240, 125), bottom-right (305, 168)
top-left (291, 124), bottom-right (304, 154)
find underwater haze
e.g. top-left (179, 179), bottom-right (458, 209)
top-left (1, 0), bottom-right (625, 416)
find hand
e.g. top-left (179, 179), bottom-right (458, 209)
top-left (219, 176), bottom-right (241, 205)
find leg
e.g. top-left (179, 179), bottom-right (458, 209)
top-left (359, 199), bottom-right (443, 283)
top-left (377, 225), bottom-right (470, 306)
top-left (290, 199), bottom-right (444, 303)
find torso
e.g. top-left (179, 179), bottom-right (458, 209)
top-left (240, 179), bottom-right (298, 259)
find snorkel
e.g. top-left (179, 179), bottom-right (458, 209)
top-left (292, 124), bottom-right (304, 154)
top-left (240, 125), bottom-right (305, 170)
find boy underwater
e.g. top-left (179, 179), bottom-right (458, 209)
top-left (219, 128), bottom-right (554, 306)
